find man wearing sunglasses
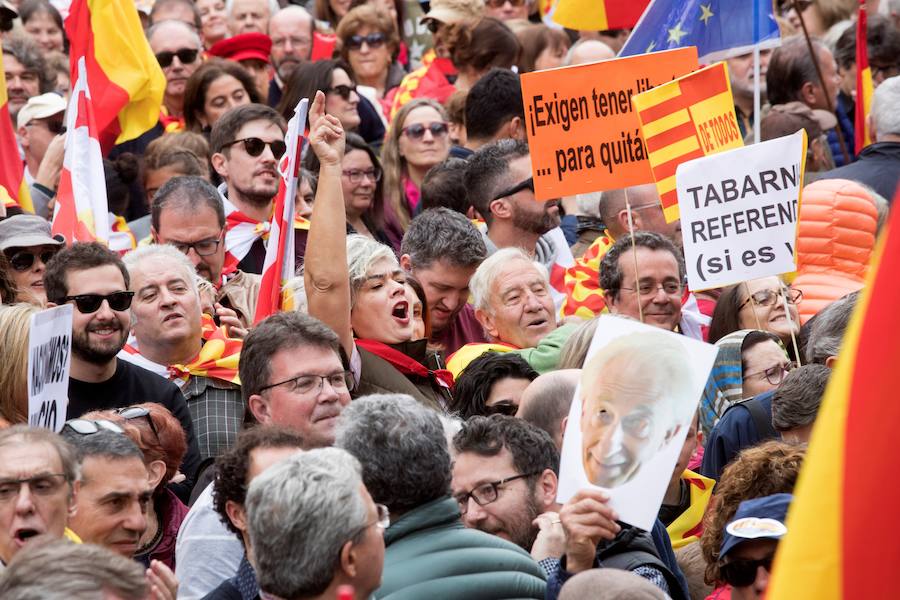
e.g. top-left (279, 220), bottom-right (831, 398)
top-left (44, 242), bottom-right (202, 502)
top-left (16, 93), bottom-right (65, 192)
top-left (148, 20), bottom-right (203, 130)
top-left (0, 214), bottom-right (63, 305)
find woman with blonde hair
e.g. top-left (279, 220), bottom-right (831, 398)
top-left (0, 303), bottom-right (40, 426)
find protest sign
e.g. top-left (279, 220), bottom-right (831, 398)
top-left (633, 61), bottom-right (744, 223)
top-left (27, 305), bottom-right (73, 432)
top-left (520, 47), bottom-right (698, 200)
top-left (557, 315), bottom-right (717, 531)
top-left (677, 130), bottom-right (807, 291)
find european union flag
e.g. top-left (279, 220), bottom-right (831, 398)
top-left (619, 0), bottom-right (781, 62)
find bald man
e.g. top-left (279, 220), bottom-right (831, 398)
top-left (564, 40), bottom-right (615, 66)
top-left (598, 184), bottom-right (682, 250)
top-left (517, 369), bottom-right (580, 450)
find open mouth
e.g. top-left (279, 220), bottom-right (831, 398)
top-left (391, 301), bottom-right (409, 323)
top-left (526, 318), bottom-right (548, 329)
top-left (13, 528), bottom-right (42, 545)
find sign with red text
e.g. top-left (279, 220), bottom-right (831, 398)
top-left (28, 305), bottom-right (72, 432)
top-left (520, 47), bottom-right (698, 200)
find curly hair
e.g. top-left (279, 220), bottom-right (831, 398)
top-left (449, 352), bottom-right (538, 419)
top-left (700, 440), bottom-right (806, 584)
top-left (452, 414), bottom-right (559, 476)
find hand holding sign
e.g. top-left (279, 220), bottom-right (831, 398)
top-left (27, 305), bottom-right (72, 432)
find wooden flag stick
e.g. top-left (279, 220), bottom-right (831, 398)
top-left (743, 281), bottom-right (764, 330)
top-left (624, 188), bottom-right (644, 323)
top-left (780, 286), bottom-right (803, 368)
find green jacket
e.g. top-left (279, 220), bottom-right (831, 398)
top-left (375, 497), bottom-right (547, 600)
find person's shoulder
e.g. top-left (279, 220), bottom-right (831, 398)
top-left (117, 360), bottom-right (183, 397)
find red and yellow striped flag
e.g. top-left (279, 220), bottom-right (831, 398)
top-left (633, 62), bottom-right (743, 223)
top-left (767, 191), bottom-right (900, 599)
top-left (855, 0), bottom-right (873, 151)
top-left (64, 0), bottom-right (165, 151)
top-left (0, 67), bottom-right (34, 214)
top-left (551, 0), bottom-right (650, 31)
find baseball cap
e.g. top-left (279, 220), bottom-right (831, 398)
top-left (720, 493), bottom-right (792, 559)
top-left (208, 32), bottom-right (272, 64)
top-left (421, 0), bottom-right (484, 27)
top-left (16, 93), bottom-right (67, 131)
top-left (761, 102), bottom-right (838, 142)
top-left (1, 0), bottom-right (17, 21)
top-left (0, 215), bottom-right (65, 252)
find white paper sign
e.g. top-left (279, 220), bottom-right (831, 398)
top-left (27, 305), bottom-right (73, 432)
top-left (676, 130), bottom-right (807, 290)
top-left (557, 315), bottom-right (717, 531)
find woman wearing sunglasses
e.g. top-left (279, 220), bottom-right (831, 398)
top-left (183, 59), bottom-right (261, 134)
top-left (78, 404), bottom-right (188, 570)
top-left (305, 91), bottom-right (452, 410)
top-left (699, 329), bottom-right (791, 436)
top-left (381, 98), bottom-right (451, 236)
top-left (0, 214), bottom-right (64, 305)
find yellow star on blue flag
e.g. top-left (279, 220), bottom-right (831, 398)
top-left (667, 23), bottom-right (688, 43)
top-left (700, 4), bottom-right (714, 25)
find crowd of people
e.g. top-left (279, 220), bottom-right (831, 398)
top-left (0, 0), bottom-right (895, 597)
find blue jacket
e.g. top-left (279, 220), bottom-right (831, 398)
top-left (701, 391), bottom-right (779, 481)
top-left (827, 93), bottom-right (856, 167)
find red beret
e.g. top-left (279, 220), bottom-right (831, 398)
top-left (208, 32), bottom-right (272, 64)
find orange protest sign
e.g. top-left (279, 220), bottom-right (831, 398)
top-left (520, 47), bottom-right (698, 201)
top-left (633, 62), bottom-right (743, 223)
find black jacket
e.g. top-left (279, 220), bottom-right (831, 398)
top-left (821, 141), bottom-right (900, 202)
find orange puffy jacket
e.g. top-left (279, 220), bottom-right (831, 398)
top-left (792, 178), bottom-right (878, 324)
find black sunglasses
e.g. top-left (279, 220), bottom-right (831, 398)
top-left (346, 32), bottom-right (386, 50)
top-left (324, 84), bottom-right (358, 100)
top-left (6, 249), bottom-right (58, 272)
top-left (401, 121), bottom-right (449, 141)
top-left (115, 406), bottom-right (161, 443)
top-left (155, 48), bottom-right (199, 68)
top-left (719, 553), bottom-right (775, 587)
top-left (61, 291), bottom-right (135, 313)
top-left (222, 137), bottom-right (287, 159)
top-left (491, 176), bottom-right (535, 202)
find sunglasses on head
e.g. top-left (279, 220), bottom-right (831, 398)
top-left (346, 32), bottom-right (386, 50)
top-left (155, 48), bottom-right (199, 68)
top-left (325, 84), bottom-right (358, 100)
top-left (115, 406), bottom-right (161, 443)
top-left (401, 121), bottom-right (449, 140)
top-left (61, 291), bottom-right (135, 314)
top-left (62, 418), bottom-right (124, 436)
top-left (222, 137), bottom-right (287, 159)
top-left (719, 553), bottom-right (775, 588)
top-left (6, 249), bottom-right (58, 272)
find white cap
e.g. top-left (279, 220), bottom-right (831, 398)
top-left (16, 93), bottom-right (66, 130)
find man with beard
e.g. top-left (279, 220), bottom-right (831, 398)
top-left (210, 103), bottom-right (288, 275)
top-left (726, 49), bottom-right (771, 139)
top-left (451, 415), bottom-right (565, 577)
top-left (465, 140), bottom-right (562, 272)
top-left (44, 243), bottom-right (202, 499)
top-left (266, 6), bottom-right (313, 107)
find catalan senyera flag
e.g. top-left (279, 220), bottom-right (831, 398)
top-left (551, 0), bottom-right (650, 31)
top-left (0, 68), bottom-right (34, 214)
top-left (52, 57), bottom-right (110, 245)
top-left (253, 98), bottom-right (308, 325)
top-left (855, 0), bottom-right (873, 151)
top-left (767, 192), bottom-right (900, 599)
top-left (62, 0), bottom-right (165, 150)
top-left (561, 233), bottom-right (614, 318)
top-left (633, 62), bottom-right (744, 223)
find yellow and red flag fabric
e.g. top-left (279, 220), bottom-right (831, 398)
top-left (767, 191), bottom-right (900, 599)
top-left (253, 98), bottom-right (308, 324)
top-left (667, 470), bottom-right (715, 549)
top-left (633, 62), bottom-right (744, 223)
top-left (52, 57), bottom-right (110, 245)
top-left (63, 0), bottom-right (165, 150)
top-left (855, 0), bottom-right (873, 151)
top-left (551, 0), bottom-right (650, 31)
top-left (0, 67), bottom-right (34, 214)
top-left (561, 233), bottom-right (614, 318)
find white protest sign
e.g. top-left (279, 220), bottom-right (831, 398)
top-left (27, 304), bottom-right (73, 432)
top-left (557, 315), bottom-right (717, 532)
top-left (676, 130), bottom-right (807, 290)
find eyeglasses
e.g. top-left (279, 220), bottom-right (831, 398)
top-left (61, 291), bottom-right (135, 313)
top-left (259, 371), bottom-right (354, 396)
top-left (62, 419), bottom-right (125, 436)
top-left (745, 361), bottom-right (794, 386)
top-left (324, 84), bottom-right (358, 100)
top-left (738, 288), bottom-right (802, 310)
top-left (719, 553), bottom-right (775, 587)
top-left (155, 48), bottom-right (199, 68)
top-left (485, 401), bottom-right (518, 417)
top-left (346, 32), bottom-right (386, 51)
top-left (168, 231), bottom-right (225, 257)
top-left (359, 503), bottom-right (390, 533)
top-left (25, 120), bottom-right (66, 135)
top-left (115, 406), bottom-right (161, 443)
top-left (401, 121), bottom-right (449, 141)
top-left (491, 176), bottom-right (535, 202)
top-left (342, 168), bottom-right (382, 184)
top-left (619, 281), bottom-right (684, 297)
top-left (485, 0), bottom-right (526, 7)
top-left (221, 137), bottom-right (287, 159)
top-left (0, 474), bottom-right (68, 502)
top-left (5, 249), bottom-right (58, 272)
top-left (454, 472), bottom-right (538, 515)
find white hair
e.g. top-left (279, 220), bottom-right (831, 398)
top-left (123, 244), bottom-right (199, 296)
top-left (872, 75), bottom-right (900, 139)
top-left (225, 0), bottom-right (280, 20)
top-left (469, 247), bottom-right (548, 313)
top-left (145, 19), bottom-right (202, 49)
top-left (346, 234), bottom-right (398, 306)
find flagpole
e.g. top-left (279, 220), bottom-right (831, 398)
top-left (753, 0), bottom-right (760, 144)
top-left (623, 188), bottom-right (644, 324)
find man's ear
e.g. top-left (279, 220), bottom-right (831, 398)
top-left (489, 198), bottom-right (512, 221)
top-left (799, 81), bottom-right (818, 106)
top-left (339, 539), bottom-right (359, 578)
top-left (474, 307), bottom-right (499, 340)
top-left (867, 112), bottom-right (878, 142)
top-left (147, 460), bottom-right (167, 490)
top-left (17, 126), bottom-right (28, 148)
top-left (507, 116), bottom-right (525, 141)
top-left (616, 208), bottom-right (642, 234)
top-left (248, 394), bottom-right (271, 424)
top-left (558, 415), bottom-right (568, 449)
top-left (603, 291), bottom-right (619, 313)
top-left (825, 355), bottom-right (837, 369)
top-left (210, 152), bottom-right (229, 178)
top-left (225, 500), bottom-right (248, 533)
top-left (536, 468), bottom-right (558, 510)
top-left (67, 479), bottom-right (80, 518)
top-left (399, 254), bottom-right (412, 272)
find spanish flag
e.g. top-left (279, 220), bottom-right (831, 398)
top-left (767, 193), bottom-right (900, 598)
top-left (0, 68), bottom-right (34, 214)
top-left (551, 0), bottom-right (650, 31)
top-left (64, 0), bottom-right (166, 150)
top-left (855, 0), bottom-right (873, 151)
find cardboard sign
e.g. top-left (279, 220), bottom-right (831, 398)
top-left (27, 305), bottom-right (72, 432)
top-left (634, 61), bottom-right (744, 223)
top-left (557, 315), bottom-right (717, 531)
top-left (677, 130), bottom-right (808, 291)
top-left (520, 47), bottom-right (698, 200)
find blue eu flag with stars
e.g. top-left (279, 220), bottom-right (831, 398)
top-left (619, 0), bottom-right (781, 62)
